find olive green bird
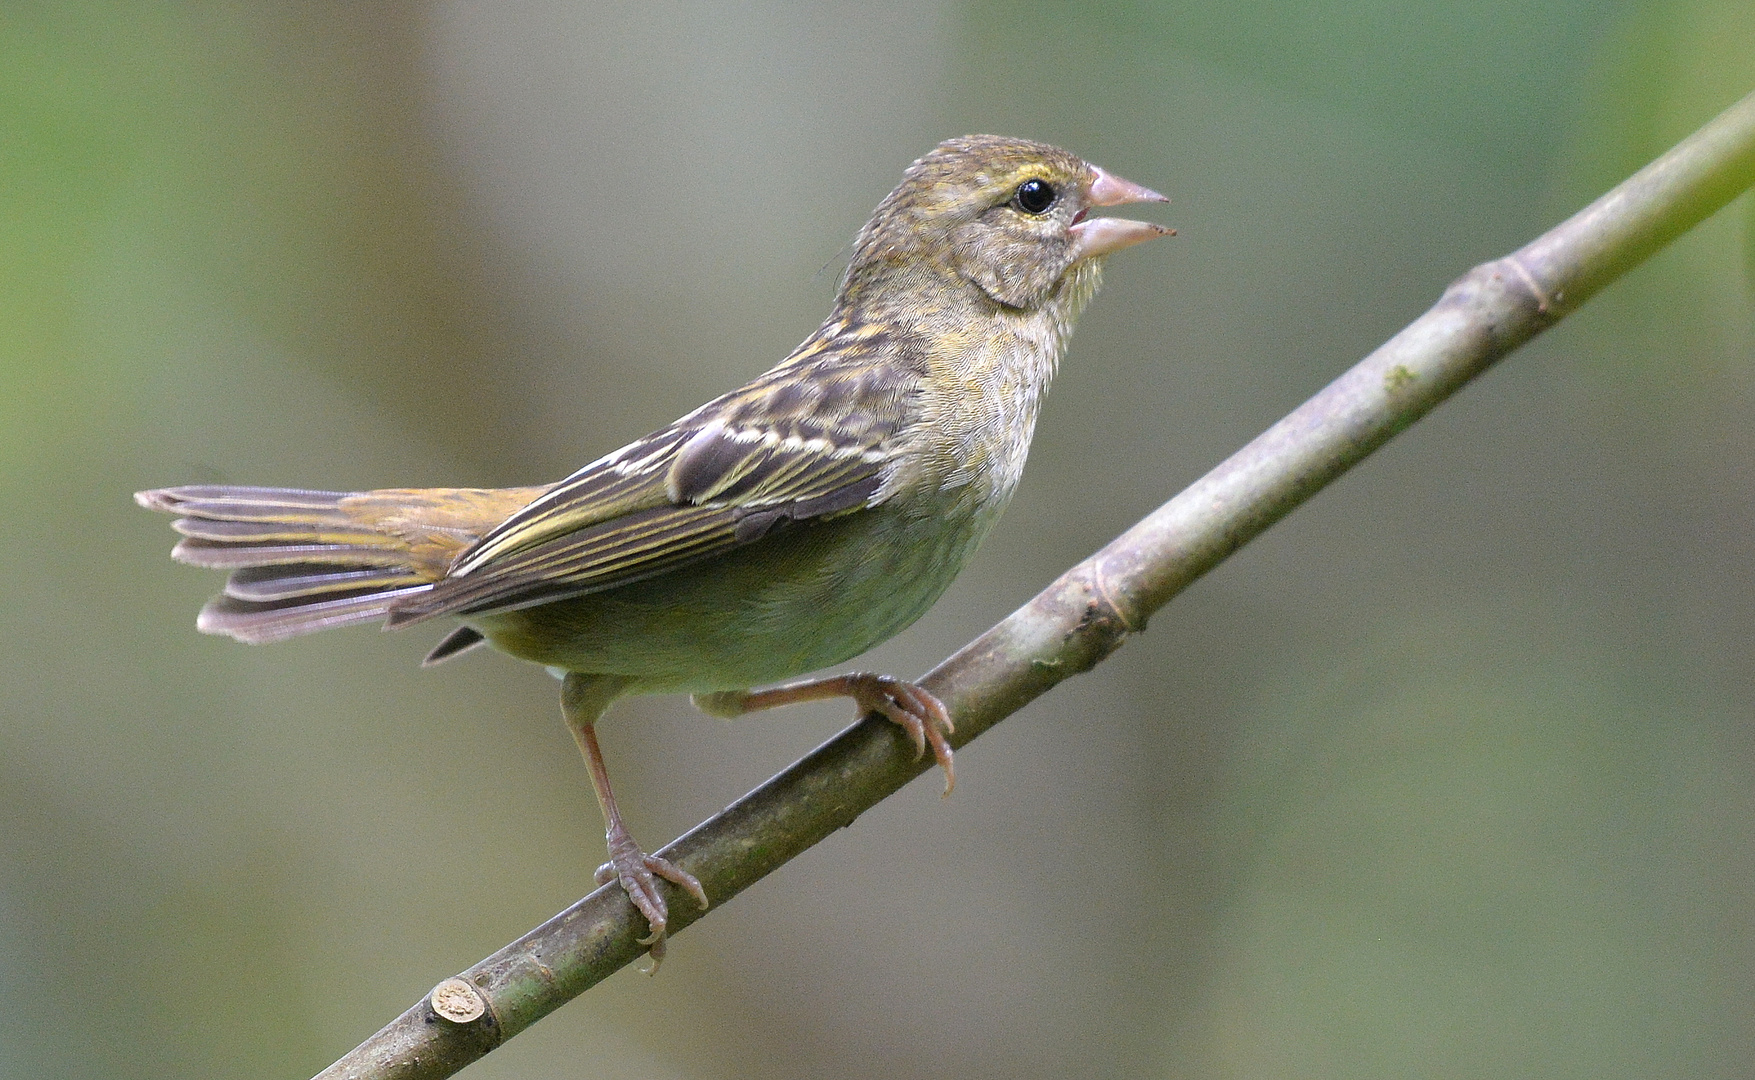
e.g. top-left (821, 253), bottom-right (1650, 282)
top-left (138, 135), bottom-right (1171, 966)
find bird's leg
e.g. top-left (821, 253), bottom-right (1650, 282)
top-left (693, 673), bottom-right (955, 795)
top-left (561, 672), bottom-right (708, 973)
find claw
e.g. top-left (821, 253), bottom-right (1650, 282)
top-left (657, 855), bottom-right (711, 911)
top-left (693, 672), bottom-right (958, 795)
top-left (601, 839), bottom-right (708, 974)
top-left (890, 701), bottom-right (928, 758)
top-left (846, 674), bottom-right (956, 796)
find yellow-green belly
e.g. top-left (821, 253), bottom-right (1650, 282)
top-left (472, 495), bottom-right (995, 694)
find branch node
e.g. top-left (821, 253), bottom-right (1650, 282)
top-left (1050, 559), bottom-right (1141, 675)
top-left (1088, 559), bottom-right (1141, 635)
top-left (1501, 252), bottom-right (1554, 314)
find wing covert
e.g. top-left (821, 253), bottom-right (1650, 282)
top-left (384, 325), bottom-right (923, 626)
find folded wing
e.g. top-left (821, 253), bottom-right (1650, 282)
top-left (384, 328), bottom-right (921, 626)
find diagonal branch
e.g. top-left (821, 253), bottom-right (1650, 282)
top-left (315, 88), bottom-right (1755, 1080)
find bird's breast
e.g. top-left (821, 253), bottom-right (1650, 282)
top-left (900, 306), bottom-right (1065, 511)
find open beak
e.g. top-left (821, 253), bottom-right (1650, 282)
top-left (1088, 165), bottom-right (1168, 207)
top-left (1070, 164), bottom-right (1174, 261)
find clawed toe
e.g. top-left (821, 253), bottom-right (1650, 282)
top-left (846, 674), bottom-right (956, 796)
top-left (601, 843), bottom-right (709, 973)
top-left (649, 853), bottom-right (710, 911)
top-left (689, 673), bottom-right (958, 795)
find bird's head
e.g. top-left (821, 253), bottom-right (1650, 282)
top-left (841, 135), bottom-right (1171, 315)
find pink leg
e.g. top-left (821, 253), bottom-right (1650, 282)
top-left (694, 673), bottom-right (956, 795)
top-left (562, 673), bottom-right (708, 973)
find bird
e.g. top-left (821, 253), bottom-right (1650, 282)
top-left (137, 135), bottom-right (1172, 968)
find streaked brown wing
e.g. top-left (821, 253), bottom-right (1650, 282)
top-left (384, 324), bottom-right (921, 626)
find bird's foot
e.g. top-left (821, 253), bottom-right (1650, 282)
top-left (839, 674), bottom-right (956, 795)
top-left (694, 672), bottom-right (956, 794)
top-left (594, 830), bottom-right (708, 974)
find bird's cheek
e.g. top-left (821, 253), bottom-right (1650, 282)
top-left (955, 237), bottom-right (1059, 309)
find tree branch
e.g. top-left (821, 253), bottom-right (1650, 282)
top-left (314, 88), bottom-right (1755, 1080)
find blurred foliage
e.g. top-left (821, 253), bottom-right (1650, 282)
top-left (0, 2), bottom-right (1752, 1078)
top-left (1188, 609), bottom-right (1755, 1076)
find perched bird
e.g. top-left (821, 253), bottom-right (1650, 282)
top-left (137, 135), bottom-right (1171, 966)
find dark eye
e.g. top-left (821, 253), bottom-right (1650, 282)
top-left (1013, 178), bottom-right (1056, 215)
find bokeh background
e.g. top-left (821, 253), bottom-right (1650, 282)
top-left (4, 2), bottom-right (1754, 1077)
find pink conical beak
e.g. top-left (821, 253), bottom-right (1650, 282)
top-left (1070, 164), bottom-right (1174, 261)
top-left (1087, 165), bottom-right (1168, 207)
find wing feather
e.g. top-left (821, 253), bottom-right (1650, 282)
top-left (385, 323), bottom-right (923, 626)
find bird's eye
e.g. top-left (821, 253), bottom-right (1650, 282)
top-left (1012, 178), bottom-right (1056, 215)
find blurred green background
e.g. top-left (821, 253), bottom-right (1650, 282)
top-left (3, 2), bottom-right (1753, 1077)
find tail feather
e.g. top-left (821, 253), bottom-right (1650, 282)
top-left (138, 484), bottom-right (472, 645)
top-left (222, 564), bottom-right (431, 604)
top-left (422, 626), bottom-right (487, 666)
top-left (170, 537), bottom-right (411, 570)
top-left (138, 482), bottom-right (548, 649)
top-left (198, 584), bottom-right (434, 644)
top-left (170, 516), bottom-right (387, 544)
top-left (135, 486), bottom-right (356, 519)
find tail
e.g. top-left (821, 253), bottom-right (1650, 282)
top-left (135, 483), bottom-right (548, 649)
